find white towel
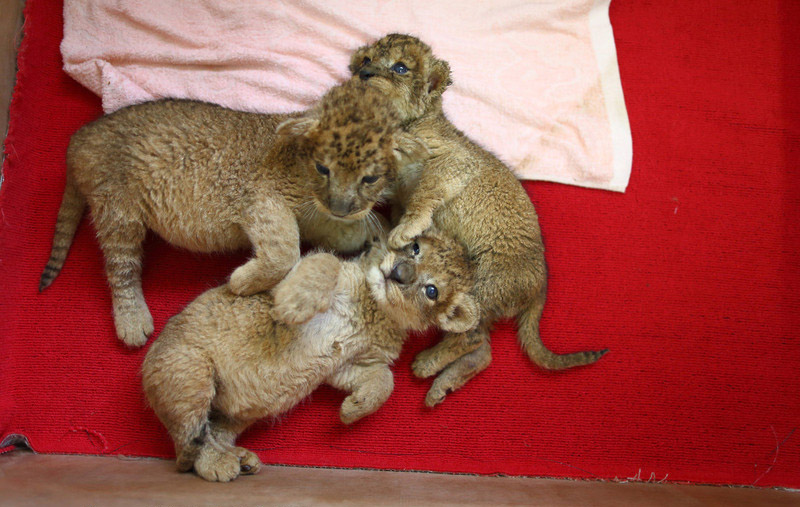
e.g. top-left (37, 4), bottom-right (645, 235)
top-left (62, 0), bottom-right (632, 191)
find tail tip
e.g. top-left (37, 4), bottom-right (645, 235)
top-left (592, 348), bottom-right (610, 363)
top-left (38, 279), bottom-right (51, 292)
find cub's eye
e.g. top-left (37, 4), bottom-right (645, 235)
top-left (391, 62), bottom-right (408, 74)
top-left (411, 242), bottom-right (420, 256)
top-left (361, 174), bottom-right (381, 184)
top-left (425, 284), bottom-right (438, 300)
top-left (361, 57), bottom-right (371, 67)
top-left (315, 163), bottom-right (330, 176)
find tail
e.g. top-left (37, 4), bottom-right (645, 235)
top-left (517, 291), bottom-right (608, 370)
top-left (39, 179), bottom-right (86, 291)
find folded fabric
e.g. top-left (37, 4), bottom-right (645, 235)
top-left (61, 0), bottom-right (631, 191)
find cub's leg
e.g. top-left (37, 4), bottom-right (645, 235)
top-left (388, 157), bottom-right (469, 249)
top-left (92, 202), bottom-right (152, 346)
top-left (229, 198), bottom-right (300, 296)
top-left (421, 329), bottom-right (493, 408)
top-left (388, 201), bottom-right (435, 249)
top-left (271, 253), bottom-right (341, 325)
top-left (411, 326), bottom-right (489, 379)
top-left (327, 363), bottom-right (394, 424)
top-left (194, 415), bottom-right (260, 482)
top-left (141, 343), bottom-right (216, 473)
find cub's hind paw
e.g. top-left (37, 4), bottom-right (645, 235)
top-left (340, 394), bottom-right (371, 425)
top-left (424, 375), bottom-right (459, 408)
top-left (425, 386), bottom-right (449, 408)
top-left (113, 305), bottom-right (153, 348)
top-left (411, 348), bottom-right (449, 379)
top-left (233, 447), bottom-right (262, 475)
top-left (423, 344), bottom-right (492, 408)
top-left (194, 447), bottom-right (242, 483)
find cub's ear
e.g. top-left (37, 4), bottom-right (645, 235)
top-left (349, 45), bottom-right (371, 75)
top-left (427, 58), bottom-right (452, 98)
top-left (276, 116), bottom-right (319, 137)
top-left (437, 293), bottom-right (479, 334)
top-left (393, 132), bottom-right (430, 166)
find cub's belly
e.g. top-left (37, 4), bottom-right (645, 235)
top-left (146, 210), bottom-right (250, 252)
top-left (213, 311), bottom-right (359, 421)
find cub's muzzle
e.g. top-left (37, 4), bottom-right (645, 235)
top-left (328, 198), bottom-right (354, 218)
top-left (388, 261), bottom-right (415, 285)
top-left (359, 66), bottom-right (377, 81)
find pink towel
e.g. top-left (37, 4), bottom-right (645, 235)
top-left (61, 1), bottom-right (631, 191)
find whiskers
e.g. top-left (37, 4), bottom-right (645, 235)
top-left (296, 199), bottom-right (322, 225)
top-left (296, 198), bottom-right (386, 246)
top-left (364, 209), bottom-right (385, 240)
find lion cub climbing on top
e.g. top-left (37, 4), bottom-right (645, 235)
top-left (350, 34), bottom-right (607, 406)
top-left (40, 80), bottom-right (427, 347)
top-left (142, 231), bottom-right (478, 482)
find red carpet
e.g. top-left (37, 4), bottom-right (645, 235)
top-left (1, 0), bottom-right (798, 487)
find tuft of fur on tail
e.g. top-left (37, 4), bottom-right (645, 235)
top-left (516, 294), bottom-right (608, 370)
top-left (39, 179), bottom-right (86, 291)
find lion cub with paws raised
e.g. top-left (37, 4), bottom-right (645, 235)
top-left (351, 34), bottom-right (608, 406)
top-left (40, 80), bottom-right (427, 347)
top-left (142, 231), bottom-right (478, 482)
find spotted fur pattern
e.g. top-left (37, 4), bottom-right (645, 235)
top-left (40, 80), bottom-right (426, 347)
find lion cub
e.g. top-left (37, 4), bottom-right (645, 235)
top-left (40, 80), bottom-right (427, 347)
top-left (350, 34), bottom-right (607, 406)
top-left (142, 231), bottom-right (478, 482)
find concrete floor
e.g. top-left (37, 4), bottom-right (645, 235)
top-left (1, 450), bottom-right (798, 506)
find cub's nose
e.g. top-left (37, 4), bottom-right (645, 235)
top-left (388, 261), bottom-right (415, 285)
top-left (359, 68), bottom-right (375, 81)
top-left (329, 198), bottom-right (354, 218)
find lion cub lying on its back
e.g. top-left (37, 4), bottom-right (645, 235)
top-left (142, 231), bottom-right (478, 482)
top-left (40, 80), bottom-right (427, 347)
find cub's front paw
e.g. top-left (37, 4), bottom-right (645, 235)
top-left (113, 304), bottom-right (153, 348)
top-left (388, 219), bottom-right (428, 250)
top-left (271, 289), bottom-right (330, 325)
top-left (229, 260), bottom-right (270, 296)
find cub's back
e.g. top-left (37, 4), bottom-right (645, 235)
top-left (428, 118), bottom-right (544, 261)
top-left (151, 286), bottom-right (288, 357)
top-left (67, 100), bottom-right (287, 196)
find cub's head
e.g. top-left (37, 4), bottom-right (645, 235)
top-left (277, 82), bottom-right (428, 221)
top-left (364, 228), bottom-right (478, 334)
top-left (349, 34), bottom-right (452, 122)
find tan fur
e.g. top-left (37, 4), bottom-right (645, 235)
top-left (350, 34), bottom-right (608, 406)
top-left (141, 231), bottom-right (477, 482)
top-left (40, 80), bottom-right (426, 347)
